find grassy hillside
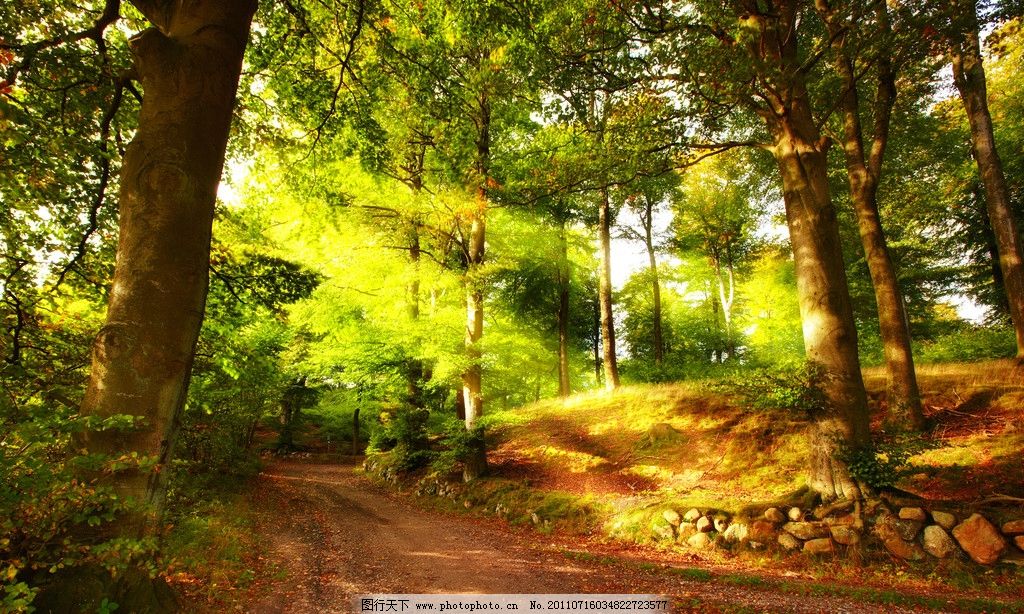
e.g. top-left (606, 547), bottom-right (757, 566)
top-left (474, 360), bottom-right (1023, 541)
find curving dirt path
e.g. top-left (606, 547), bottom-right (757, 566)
top-left (243, 458), bottom-right (947, 614)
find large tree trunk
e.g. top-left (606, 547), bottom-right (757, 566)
top-left (950, 0), bottom-right (1024, 360)
top-left (772, 124), bottom-right (871, 502)
top-left (826, 3), bottom-right (924, 430)
top-left (557, 224), bottom-right (571, 397)
top-left (77, 0), bottom-right (256, 525)
top-left (598, 187), bottom-right (620, 389)
top-left (41, 3), bottom-right (256, 611)
top-left (746, 0), bottom-right (871, 503)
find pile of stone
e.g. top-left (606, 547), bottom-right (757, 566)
top-left (414, 476), bottom-right (464, 501)
top-left (650, 502), bottom-right (1024, 565)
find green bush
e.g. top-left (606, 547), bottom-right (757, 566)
top-left (840, 435), bottom-right (939, 490)
top-left (431, 419), bottom-right (486, 475)
top-left (914, 326), bottom-right (1017, 364)
top-left (717, 361), bottom-right (828, 416)
top-left (0, 410), bottom-right (157, 612)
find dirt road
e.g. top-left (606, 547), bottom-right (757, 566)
top-left (244, 458), bottom-right (950, 613)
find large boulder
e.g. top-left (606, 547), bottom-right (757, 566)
top-left (662, 509), bottom-right (682, 527)
top-left (722, 523), bottom-right (749, 544)
top-left (687, 532), bottom-right (712, 550)
top-left (696, 516), bottom-right (713, 533)
top-left (874, 514), bottom-right (925, 561)
top-left (777, 533), bottom-right (801, 551)
top-left (1002, 519), bottom-right (1024, 536)
top-left (899, 507), bottom-right (928, 522)
top-left (803, 538), bottom-right (834, 555)
top-left (922, 525), bottom-right (958, 559)
top-left (952, 514), bottom-right (1007, 565)
top-left (830, 526), bottom-right (860, 546)
top-left (676, 522), bottom-right (697, 543)
top-left (684, 508), bottom-right (702, 522)
top-left (750, 520), bottom-right (776, 541)
top-left (764, 507), bottom-right (786, 524)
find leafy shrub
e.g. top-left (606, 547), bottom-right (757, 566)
top-left (914, 326), bottom-right (1017, 364)
top-left (840, 435), bottom-right (939, 490)
top-left (717, 361), bottom-right (828, 416)
top-left (0, 410), bottom-right (157, 612)
top-left (431, 419), bottom-right (485, 475)
top-left (368, 406), bottom-right (433, 472)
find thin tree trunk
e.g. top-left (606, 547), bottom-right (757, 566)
top-left (950, 0), bottom-right (1024, 360)
top-left (557, 224), bottom-right (571, 397)
top-left (77, 1), bottom-right (256, 524)
top-left (461, 91), bottom-right (489, 482)
top-left (593, 295), bottom-right (602, 383)
top-left (642, 198), bottom-right (665, 365)
top-left (824, 1), bottom-right (924, 429)
top-left (407, 223), bottom-right (426, 410)
top-left (598, 186), bottom-right (620, 389)
top-left (352, 404), bottom-right (361, 455)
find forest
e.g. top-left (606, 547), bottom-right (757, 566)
top-left (2, 0), bottom-right (1024, 612)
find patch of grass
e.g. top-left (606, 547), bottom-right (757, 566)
top-left (667, 568), bottom-right (713, 582)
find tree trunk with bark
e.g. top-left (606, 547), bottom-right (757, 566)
top-left (41, 2), bottom-right (257, 610)
top-left (593, 296), bottom-right (602, 383)
top-left (406, 222), bottom-right (426, 411)
top-left (557, 224), bottom-right (571, 397)
top-left (461, 93), bottom-right (489, 482)
top-left (77, 0), bottom-right (256, 527)
top-left (822, 1), bottom-right (924, 430)
top-left (949, 0), bottom-right (1024, 360)
top-left (771, 123), bottom-right (871, 502)
top-left (598, 187), bottom-right (620, 390)
top-left (640, 197), bottom-right (665, 365)
top-left (352, 404), bottom-right (361, 455)
top-left (746, 0), bottom-right (872, 502)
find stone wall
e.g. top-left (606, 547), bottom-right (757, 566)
top-left (652, 501), bottom-right (1023, 566)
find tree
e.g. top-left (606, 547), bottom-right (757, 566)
top-left (74, 0), bottom-right (258, 528)
top-left (641, 0), bottom-right (872, 500)
top-left (816, 0), bottom-right (925, 430)
top-left (945, 0), bottom-right (1024, 360)
top-left (671, 152), bottom-right (761, 362)
top-left (617, 172), bottom-right (679, 366)
top-left (4, 0), bottom-right (260, 605)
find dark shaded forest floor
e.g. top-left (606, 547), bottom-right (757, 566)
top-left (217, 457), bottom-right (1017, 614)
